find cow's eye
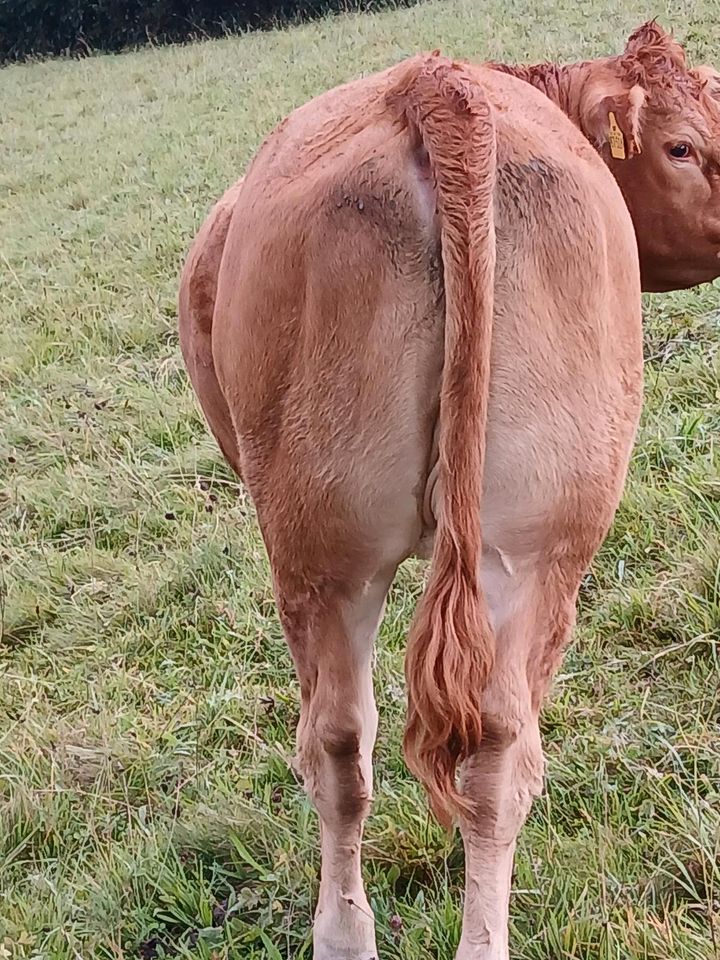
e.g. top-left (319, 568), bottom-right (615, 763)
top-left (669, 143), bottom-right (692, 159)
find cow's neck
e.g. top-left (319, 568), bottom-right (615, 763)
top-left (490, 61), bottom-right (590, 135)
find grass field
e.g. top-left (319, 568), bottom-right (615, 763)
top-left (1, 0), bottom-right (719, 957)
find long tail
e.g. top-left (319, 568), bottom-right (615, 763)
top-left (393, 55), bottom-right (497, 828)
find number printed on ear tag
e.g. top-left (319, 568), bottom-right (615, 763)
top-left (608, 112), bottom-right (626, 160)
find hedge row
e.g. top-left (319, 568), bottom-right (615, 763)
top-left (0, 0), bottom-right (404, 63)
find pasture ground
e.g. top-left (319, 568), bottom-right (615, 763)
top-left (1, 0), bottom-right (719, 956)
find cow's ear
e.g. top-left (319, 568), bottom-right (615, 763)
top-left (692, 65), bottom-right (720, 101)
top-left (580, 83), bottom-right (647, 159)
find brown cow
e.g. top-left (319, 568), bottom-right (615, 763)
top-left (180, 46), bottom-right (645, 960)
top-left (180, 24), bottom-right (720, 469)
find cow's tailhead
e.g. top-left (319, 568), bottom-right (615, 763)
top-left (580, 21), bottom-right (720, 291)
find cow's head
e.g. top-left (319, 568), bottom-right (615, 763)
top-left (580, 22), bottom-right (720, 291)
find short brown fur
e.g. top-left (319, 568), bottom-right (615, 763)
top-left (179, 37), bottom-right (651, 960)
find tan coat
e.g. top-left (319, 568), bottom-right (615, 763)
top-left (180, 52), bottom-right (643, 960)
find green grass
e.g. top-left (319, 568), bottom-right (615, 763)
top-left (1, 0), bottom-right (719, 957)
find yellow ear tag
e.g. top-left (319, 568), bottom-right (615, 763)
top-left (608, 112), bottom-right (626, 160)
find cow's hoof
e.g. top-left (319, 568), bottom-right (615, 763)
top-left (313, 907), bottom-right (378, 960)
top-left (313, 933), bottom-right (378, 960)
top-left (314, 950), bottom-right (377, 960)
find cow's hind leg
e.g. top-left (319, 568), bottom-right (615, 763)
top-left (277, 569), bottom-right (395, 960)
top-left (454, 547), bottom-right (584, 960)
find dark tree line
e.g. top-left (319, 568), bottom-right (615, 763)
top-left (0, 0), bottom-right (412, 63)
